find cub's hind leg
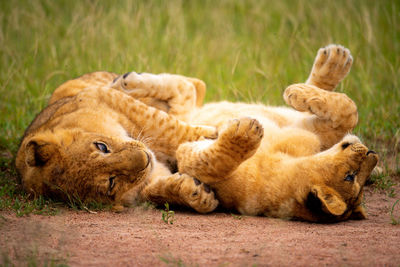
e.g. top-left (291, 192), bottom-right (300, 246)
top-left (284, 83), bottom-right (358, 150)
top-left (83, 87), bottom-right (217, 162)
top-left (306, 44), bottom-right (353, 91)
top-left (176, 117), bottom-right (264, 184)
top-left (110, 72), bottom-right (206, 121)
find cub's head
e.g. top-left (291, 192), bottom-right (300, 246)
top-left (16, 129), bottom-right (153, 209)
top-left (305, 137), bottom-right (378, 223)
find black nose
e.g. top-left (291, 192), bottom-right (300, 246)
top-left (367, 150), bottom-right (377, 155)
top-left (122, 72), bottom-right (132, 79)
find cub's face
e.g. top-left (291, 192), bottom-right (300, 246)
top-left (17, 130), bottom-right (153, 206)
top-left (307, 140), bottom-right (378, 222)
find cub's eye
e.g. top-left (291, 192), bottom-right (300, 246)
top-left (344, 172), bottom-right (356, 182)
top-left (94, 142), bottom-right (110, 153)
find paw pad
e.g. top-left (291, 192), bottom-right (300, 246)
top-left (307, 44), bottom-right (353, 91)
top-left (221, 117), bottom-right (264, 143)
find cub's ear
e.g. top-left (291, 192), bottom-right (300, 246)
top-left (186, 77), bottom-right (206, 107)
top-left (311, 185), bottom-right (347, 216)
top-left (349, 205), bottom-right (367, 220)
top-left (25, 138), bottom-right (58, 167)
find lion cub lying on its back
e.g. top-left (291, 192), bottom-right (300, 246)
top-left (109, 45), bottom-right (378, 222)
top-left (16, 44), bottom-right (377, 222)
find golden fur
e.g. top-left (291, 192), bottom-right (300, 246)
top-left (16, 44), bottom-right (378, 222)
top-left (110, 45), bottom-right (378, 222)
top-left (16, 72), bottom-right (219, 212)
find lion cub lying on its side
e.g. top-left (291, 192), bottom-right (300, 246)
top-left (16, 44), bottom-right (377, 222)
top-left (109, 44), bottom-right (378, 222)
top-left (16, 72), bottom-right (219, 213)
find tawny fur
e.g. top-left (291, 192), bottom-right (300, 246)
top-left (16, 72), bottom-right (219, 213)
top-left (16, 44), bottom-right (377, 222)
top-left (111, 44), bottom-right (377, 222)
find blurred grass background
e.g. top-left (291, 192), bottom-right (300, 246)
top-left (1, 0), bottom-right (399, 150)
top-left (0, 0), bottom-right (399, 214)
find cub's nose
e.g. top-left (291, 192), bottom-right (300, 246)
top-left (130, 150), bottom-right (151, 173)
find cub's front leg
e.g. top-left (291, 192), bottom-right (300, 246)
top-left (141, 173), bottom-right (219, 213)
top-left (176, 117), bottom-right (264, 184)
top-left (81, 87), bottom-right (217, 159)
top-left (284, 83), bottom-right (358, 149)
top-left (306, 44), bottom-right (353, 91)
top-left (110, 72), bottom-right (206, 121)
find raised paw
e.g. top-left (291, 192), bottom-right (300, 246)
top-left (181, 176), bottom-right (219, 213)
top-left (306, 44), bottom-right (353, 91)
top-left (283, 83), bottom-right (357, 129)
top-left (110, 71), bottom-right (178, 103)
top-left (110, 71), bottom-right (157, 95)
top-left (110, 72), bottom-right (195, 101)
top-left (110, 72), bottom-right (201, 120)
top-left (219, 117), bottom-right (264, 148)
top-left (284, 84), bottom-right (326, 113)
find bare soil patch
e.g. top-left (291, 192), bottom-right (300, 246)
top-left (1, 183), bottom-right (400, 266)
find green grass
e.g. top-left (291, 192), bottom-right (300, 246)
top-left (159, 253), bottom-right (191, 267)
top-left (161, 202), bottom-right (175, 225)
top-left (1, 250), bottom-right (69, 267)
top-left (0, 153), bottom-right (61, 216)
top-left (0, 154), bottom-right (110, 216)
top-left (390, 199), bottom-right (400, 225)
top-left (369, 173), bottom-right (396, 197)
top-left (0, 0), bottom-right (399, 214)
top-left (231, 213), bottom-right (243, 220)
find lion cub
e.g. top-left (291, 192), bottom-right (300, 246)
top-left (111, 45), bottom-right (378, 222)
top-left (16, 72), bottom-right (219, 212)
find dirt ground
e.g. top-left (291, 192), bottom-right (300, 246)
top-left (1, 182), bottom-right (400, 267)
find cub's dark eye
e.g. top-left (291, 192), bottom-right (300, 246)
top-left (344, 173), bottom-right (355, 182)
top-left (94, 142), bottom-right (110, 153)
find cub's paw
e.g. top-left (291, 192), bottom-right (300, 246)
top-left (306, 44), bottom-right (353, 91)
top-left (112, 204), bottom-right (125, 213)
top-left (110, 71), bottom-right (172, 101)
top-left (219, 117), bottom-right (264, 148)
top-left (284, 83), bottom-right (357, 128)
top-left (110, 71), bottom-right (153, 95)
top-left (181, 176), bottom-right (219, 213)
top-left (284, 83), bottom-right (326, 113)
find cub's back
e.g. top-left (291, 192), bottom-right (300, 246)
top-left (49, 71), bottom-right (118, 104)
